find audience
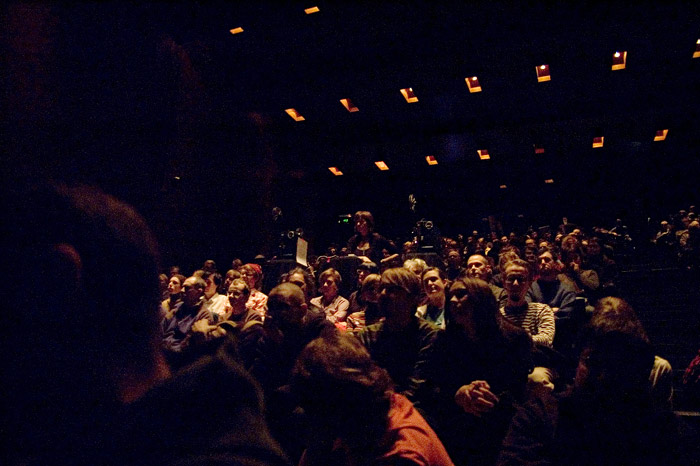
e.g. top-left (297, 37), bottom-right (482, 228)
top-left (7, 180), bottom-right (697, 465)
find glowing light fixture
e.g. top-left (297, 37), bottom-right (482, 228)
top-left (536, 64), bottom-right (551, 82)
top-left (305, 6), bottom-right (320, 14)
top-left (375, 161), bottom-right (389, 170)
top-left (285, 108), bottom-right (305, 121)
top-left (544, 179), bottom-right (554, 184)
top-left (592, 136), bottom-right (604, 148)
top-left (340, 98), bottom-right (359, 112)
top-left (466, 76), bottom-right (482, 93)
top-left (229, 27), bottom-right (244, 35)
top-left (612, 51), bottom-right (627, 70)
top-left (654, 129), bottom-right (669, 141)
top-left (500, 184), bottom-right (507, 189)
top-left (534, 144), bottom-right (545, 154)
top-left (400, 88), bottom-right (418, 103)
top-left (694, 39), bottom-right (700, 58)
top-left (426, 155), bottom-right (438, 165)
top-left (478, 150), bottom-right (490, 160)
top-left (328, 167), bottom-right (343, 176)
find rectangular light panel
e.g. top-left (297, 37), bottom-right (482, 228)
top-left (466, 76), bottom-right (482, 93)
top-left (340, 98), bottom-right (359, 112)
top-left (612, 51), bottom-right (627, 70)
top-left (592, 136), bottom-right (604, 148)
top-left (229, 27), bottom-right (244, 35)
top-left (694, 39), bottom-right (700, 58)
top-left (375, 161), bottom-right (389, 170)
top-left (328, 167), bottom-right (343, 176)
top-left (400, 88), bottom-right (418, 103)
top-left (654, 129), bottom-right (669, 141)
top-left (500, 185), bottom-right (507, 189)
top-left (285, 108), bottom-right (305, 121)
top-left (305, 6), bottom-right (320, 14)
top-left (534, 144), bottom-right (545, 154)
top-left (544, 179), bottom-right (554, 184)
top-left (426, 155), bottom-right (438, 165)
top-left (536, 64), bottom-right (551, 82)
top-left (478, 150), bottom-right (490, 160)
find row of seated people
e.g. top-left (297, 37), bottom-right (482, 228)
top-left (11, 184), bottom-right (696, 465)
top-left (159, 255), bottom-right (680, 464)
top-left (652, 208), bottom-right (700, 270)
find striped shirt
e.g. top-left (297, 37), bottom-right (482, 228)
top-left (500, 302), bottom-right (555, 347)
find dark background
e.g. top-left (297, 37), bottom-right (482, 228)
top-left (4, 1), bottom-right (699, 272)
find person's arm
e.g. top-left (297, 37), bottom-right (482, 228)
top-left (532, 305), bottom-right (555, 347)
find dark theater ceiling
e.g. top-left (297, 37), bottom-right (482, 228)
top-left (4, 1), bottom-right (700, 262)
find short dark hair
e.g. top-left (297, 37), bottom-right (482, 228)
top-left (318, 267), bottom-right (342, 286)
top-left (353, 210), bottom-right (375, 232)
top-left (202, 271), bottom-right (222, 287)
top-left (292, 333), bottom-right (393, 441)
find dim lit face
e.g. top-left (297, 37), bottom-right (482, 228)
top-left (361, 279), bottom-right (381, 304)
top-left (447, 250), bottom-right (462, 268)
top-left (319, 275), bottom-right (339, 299)
top-left (288, 272), bottom-right (309, 301)
top-left (422, 270), bottom-right (445, 298)
top-left (379, 279), bottom-right (414, 328)
top-left (357, 268), bottom-right (370, 285)
top-left (240, 267), bottom-right (256, 290)
top-left (503, 264), bottom-right (530, 305)
top-left (182, 277), bottom-right (204, 307)
top-left (355, 217), bottom-right (370, 236)
top-left (538, 251), bottom-right (556, 276)
top-left (466, 255), bottom-right (491, 281)
top-left (449, 282), bottom-right (474, 331)
top-left (227, 282), bottom-right (248, 312)
top-left (168, 276), bottom-right (182, 294)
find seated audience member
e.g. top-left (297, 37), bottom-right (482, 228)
top-left (280, 267), bottom-right (321, 312)
top-left (200, 271), bottom-right (229, 321)
top-left (498, 316), bottom-right (682, 465)
top-left (560, 235), bottom-right (600, 301)
top-left (5, 182), bottom-right (288, 465)
top-left (527, 246), bottom-right (577, 316)
top-left (492, 246), bottom-right (521, 287)
top-left (500, 259), bottom-right (555, 347)
top-left (347, 261), bottom-right (379, 314)
top-left (310, 268), bottom-right (350, 323)
top-left (346, 210), bottom-right (399, 266)
top-left (404, 257), bottom-right (428, 277)
top-left (465, 253), bottom-right (507, 307)
top-left (346, 273), bottom-right (382, 331)
top-left (445, 248), bottom-right (465, 281)
top-left (590, 297), bottom-right (673, 409)
top-left (356, 267), bottom-right (441, 400)
top-left (292, 334), bottom-right (454, 466)
top-left (419, 278), bottom-right (532, 465)
top-left (248, 283), bottom-right (336, 462)
top-left (161, 275), bottom-right (216, 368)
top-left (161, 273), bottom-right (186, 318)
top-left (202, 259), bottom-right (217, 273)
top-left (241, 263), bottom-right (268, 319)
top-left (417, 267), bottom-right (447, 329)
top-left (159, 273), bottom-right (169, 301)
top-left (222, 268), bottom-right (242, 294)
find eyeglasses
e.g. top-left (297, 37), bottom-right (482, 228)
top-left (505, 275), bottom-right (527, 284)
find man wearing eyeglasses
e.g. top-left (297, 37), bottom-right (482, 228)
top-left (499, 259), bottom-right (555, 347)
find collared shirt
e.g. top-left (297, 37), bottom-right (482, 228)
top-left (202, 293), bottom-right (228, 322)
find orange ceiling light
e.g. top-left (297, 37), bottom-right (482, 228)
top-left (229, 27), bottom-right (244, 35)
top-left (536, 64), bottom-right (551, 82)
top-left (654, 129), bottom-right (669, 141)
top-left (285, 108), bottom-right (305, 121)
top-left (544, 179), bottom-right (554, 184)
top-left (426, 155), bottom-right (438, 165)
top-left (400, 88), bottom-right (418, 103)
top-left (500, 184), bottom-right (507, 189)
top-left (305, 6), bottom-right (320, 14)
top-left (466, 76), bottom-right (482, 93)
top-left (477, 150), bottom-right (490, 160)
top-left (694, 39), bottom-right (700, 58)
top-left (592, 136), bottom-right (604, 148)
top-left (340, 98), bottom-right (359, 112)
top-left (328, 167), bottom-right (343, 176)
top-left (534, 144), bottom-right (545, 154)
top-left (612, 51), bottom-right (627, 70)
top-left (375, 161), bottom-right (389, 170)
